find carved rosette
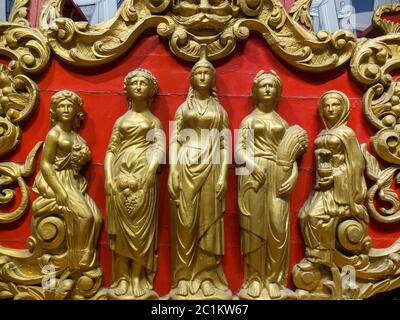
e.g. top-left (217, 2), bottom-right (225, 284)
top-left (39, 0), bottom-right (356, 71)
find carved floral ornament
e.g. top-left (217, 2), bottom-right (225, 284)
top-left (0, 0), bottom-right (400, 300)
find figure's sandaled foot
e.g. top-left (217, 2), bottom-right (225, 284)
top-left (267, 283), bottom-right (281, 299)
top-left (247, 280), bottom-right (261, 298)
top-left (201, 280), bottom-right (215, 297)
top-left (132, 278), bottom-right (146, 297)
top-left (114, 279), bottom-right (129, 296)
top-left (176, 280), bottom-right (189, 296)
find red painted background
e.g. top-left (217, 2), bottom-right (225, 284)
top-left (1, 1), bottom-right (400, 298)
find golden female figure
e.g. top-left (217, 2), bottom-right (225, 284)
top-left (298, 91), bottom-right (368, 266)
top-left (105, 69), bottom-right (165, 299)
top-left (237, 71), bottom-right (307, 300)
top-left (168, 53), bottom-right (231, 300)
top-left (292, 91), bottom-right (370, 298)
top-left (32, 90), bottom-right (102, 272)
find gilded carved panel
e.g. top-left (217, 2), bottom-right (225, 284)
top-left (0, 0), bottom-right (399, 300)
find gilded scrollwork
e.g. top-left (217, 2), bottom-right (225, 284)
top-left (350, 5), bottom-right (400, 87)
top-left (373, 3), bottom-right (400, 35)
top-left (290, 0), bottom-right (312, 30)
top-left (361, 75), bottom-right (400, 224)
top-left (0, 0), bottom-right (50, 156)
top-left (39, 0), bottom-right (356, 71)
top-left (0, 141), bottom-right (42, 224)
top-left (0, 23), bottom-right (50, 75)
top-left (363, 80), bottom-right (400, 164)
top-left (8, 0), bottom-right (31, 26)
top-left (362, 145), bottom-right (400, 224)
top-left (0, 65), bottom-right (39, 155)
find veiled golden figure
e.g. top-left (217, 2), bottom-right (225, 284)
top-left (168, 51), bottom-right (232, 300)
top-left (237, 70), bottom-right (307, 300)
top-left (32, 90), bottom-right (102, 272)
top-left (298, 91), bottom-right (368, 267)
top-left (293, 91), bottom-right (372, 299)
top-left (105, 69), bottom-right (165, 300)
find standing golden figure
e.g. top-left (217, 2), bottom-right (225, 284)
top-left (105, 69), bottom-right (165, 300)
top-left (237, 70), bottom-right (308, 300)
top-left (168, 50), bottom-right (232, 300)
top-left (33, 90), bottom-right (103, 272)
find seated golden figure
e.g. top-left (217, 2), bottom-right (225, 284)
top-left (298, 90), bottom-right (368, 267)
top-left (168, 52), bottom-right (232, 300)
top-left (293, 91), bottom-right (371, 299)
top-left (0, 90), bottom-right (104, 300)
top-left (105, 69), bottom-right (165, 300)
top-left (33, 90), bottom-right (103, 273)
top-left (237, 70), bottom-right (307, 300)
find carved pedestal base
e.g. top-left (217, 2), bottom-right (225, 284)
top-left (168, 288), bottom-right (233, 300)
top-left (237, 287), bottom-right (297, 300)
top-left (108, 288), bottom-right (159, 300)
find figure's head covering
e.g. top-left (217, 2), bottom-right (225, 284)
top-left (318, 90), bottom-right (350, 130)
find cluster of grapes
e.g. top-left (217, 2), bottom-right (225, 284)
top-left (124, 192), bottom-right (140, 216)
top-left (124, 189), bottom-right (145, 217)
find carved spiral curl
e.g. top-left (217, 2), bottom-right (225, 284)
top-left (0, 117), bottom-right (20, 155)
top-left (350, 35), bottom-right (400, 86)
top-left (0, 141), bottom-right (42, 223)
top-left (362, 145), bottom-right (400, 224)
top-left (35, 216), bottom-right (66, 250)
top-left (0, 26), bottom-right (50, 75)
top-left (146, 0), bottom-right (171, 14)
top-left (239, 0), bottom-right (263, 17)
top-left (292, 261), bottom-right (321, 292)
top-left (337, 219), bottom-right (371, 253)
top-left (74, 268), bottom-right (103, 298)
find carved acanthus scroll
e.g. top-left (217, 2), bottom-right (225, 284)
top-left (0, 66), bottom-right (39, 155)
top-left (8, 0), bottom-right (31, 26)
top-left (39, 0), bottom-right (356, 72)
top-left (373, 3), bottom-right (400, 35)
top-left (290, 0), bottom-right (312, 30)
top-left (351, 4), bottom-right (400, 227)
